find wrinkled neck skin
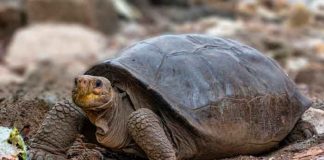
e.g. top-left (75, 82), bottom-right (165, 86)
top-left (83, 89), bottom-right (134, 149)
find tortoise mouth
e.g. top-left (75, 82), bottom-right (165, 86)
top-left (72, 88), bottom-right (111, 110)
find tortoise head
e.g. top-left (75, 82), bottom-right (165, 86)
top-left (72, 75), bottom-right (113, 110)
top-left (72, 75), bottom-right (133, 149)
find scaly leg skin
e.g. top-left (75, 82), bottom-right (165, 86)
top-left (127, 108), bottom-right (176, 160)
top-left (284, 119), bottom-right (317, 144)
top-left (67, 135), bottom-right (104, 160)
top-left (29, 101), bottom-right (86, 160)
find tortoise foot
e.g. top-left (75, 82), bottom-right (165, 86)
top-left (67, 135), bottom-right (104, 160)
top-left (285, 120), bottom-right (317, 144)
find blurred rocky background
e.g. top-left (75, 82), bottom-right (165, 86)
top-left (0, 0), bottom-right (323, 159)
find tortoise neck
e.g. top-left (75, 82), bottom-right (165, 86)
top-left (85, 90), bottom-right (134, 149)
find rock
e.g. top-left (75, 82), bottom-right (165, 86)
top-left (237, 0), bottom-right (258, 17)
top-left (260, 0), bottom-right (289, 10)
top-left (313, 40), bottom-right (324, 60)
top-left (0, 0), bottom-right (25, 38)
top-left (286, 3), bottom-right (313, 28)
top-left (173, 17), bottom-right (243, 37)
top-left (309, 0), bottom-right (324, 18)
top-left (189, 0), bottom-right (237, 17)
top-left (238, 0), bottom-right (288, 21)
top-left (4, 24), bottom-right (111, 77)
top-left (205, 17), bottom-right (243, 37)
top-left (26, 0), bottom-right (119, 35)
top-left (302, 107), bottom-right (324, 135)
top-left (312, 98), bottom-right (324, 110)
top-left (286, 57), bottom-right (309, 72)
top-left (0, 65), bottom-right (23, 85)
top-left (150, 0), bottom-right (188, 6)
top-left (111, 0), bottom-right (141, 20)
top-left (295, 63), bottom-right (324, 90)
top-left (257, 6), bottom-right (281, 22)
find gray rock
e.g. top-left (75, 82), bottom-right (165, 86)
top-left (302, 107), bottom-right (324, 135)
top-left (5, 24), bottom-right (110, 77)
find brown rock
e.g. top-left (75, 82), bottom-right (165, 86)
top-left (0, 0), bottom-right (25, 38)
top-left (314, 41), bottom-right (324, 59)
top-left (286, 3), bottom-right (313, 28)
top-left (26, 0), bottom-right (119, 35)
top-left (295, 63), bottom-right (324, 94)
top-left (189, 0), bottom-right (237, 17)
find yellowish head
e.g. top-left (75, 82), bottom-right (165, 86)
top-left (72, 75), bottom-right (112, 110)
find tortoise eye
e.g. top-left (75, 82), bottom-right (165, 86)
top-left (95, 79), bottom-right (102, 88)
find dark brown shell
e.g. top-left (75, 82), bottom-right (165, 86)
top-left (85, 34), bottom-right (311, 157)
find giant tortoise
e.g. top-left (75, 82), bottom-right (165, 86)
top-left (29, 34), bottom-right (312, 160)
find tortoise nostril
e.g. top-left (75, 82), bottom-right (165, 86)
top-left (74, 78), bottom-right (78, 86)
top-left (80, 79), bottom-right (85, 85)
top-left (75, 77), bottom-right (88, 87)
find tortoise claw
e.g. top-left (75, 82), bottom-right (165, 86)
top-left (66, 135), bottom-right (104, 160)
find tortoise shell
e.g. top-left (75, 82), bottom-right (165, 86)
top-left (85, 34), bottom-right (311, 157)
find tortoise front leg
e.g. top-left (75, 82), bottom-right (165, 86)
top-left (29, 101), bottom-right (86, 159)
top-left (127, 108), bottom-right (176, 160)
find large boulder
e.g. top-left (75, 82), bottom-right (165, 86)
top-left (26, 0), bottom-right (119, 35)
top-left (4, 24), bottom-right (112, 77)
